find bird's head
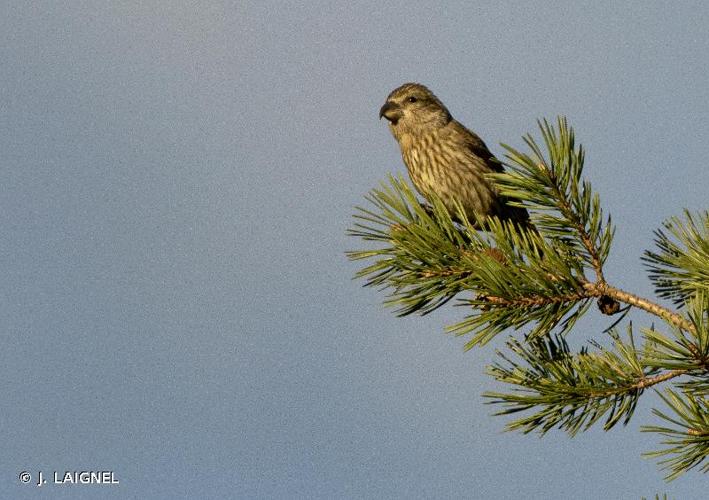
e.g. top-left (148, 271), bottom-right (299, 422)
top-left (379, 83), bottom-right (452, 138)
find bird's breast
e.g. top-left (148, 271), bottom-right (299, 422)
top-left (399, 132), bottom-right (498, 218)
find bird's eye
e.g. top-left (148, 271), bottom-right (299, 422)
top-left (407, 96), bottom-right (418, 103)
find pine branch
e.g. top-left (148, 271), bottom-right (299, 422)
top-left (642, 388), bottom-right (709, 481)
top-left (348, 119), bottom-right (696, 347)
top-left (347, 117), bottom-right (708, 480)
top-left (496, 118), bottom-right (614, 278)
top-left (585, 283), bottom-right (697, 336)
top-left (642, 292), bottom-right (709, 371)
top-left (643, 210), bottom-right (709, 305)
top-left (484, 327), bottom-right (688, 436)
top-left (485, 294), bottom-right (707, 447)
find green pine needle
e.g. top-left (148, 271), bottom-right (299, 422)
top-left (643, 210), bottom-right (709, 305)
top-left (642, 388), bottom-right (709, 481)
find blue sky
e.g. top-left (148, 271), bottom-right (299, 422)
top-left (2, 2), bottom-right (708, 498)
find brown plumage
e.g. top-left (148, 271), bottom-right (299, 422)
top-left (379, 82), bottom-right (529, 227)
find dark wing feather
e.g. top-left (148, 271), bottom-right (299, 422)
top-left (455, 122), bottom-right (505, 173)
top-left (455, 121), bottom-right (531, 225)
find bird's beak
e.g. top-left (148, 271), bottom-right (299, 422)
top-left (379, 101), bottom-right (402, 124)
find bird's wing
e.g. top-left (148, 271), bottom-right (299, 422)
top-left (455, 122), bottom-right (505, 173)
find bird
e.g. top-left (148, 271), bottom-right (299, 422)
top-left (379, 82), bottom-right (530, 228)
top-left (378, 84), bottom-right (622, 314)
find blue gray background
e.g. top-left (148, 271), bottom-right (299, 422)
top-left (2, 2), bottom-right (708, 499)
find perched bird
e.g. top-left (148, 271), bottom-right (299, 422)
top-left (379, 84), bottom-right (621, 314)
top-left (379, 82), bottom-right (530, 227)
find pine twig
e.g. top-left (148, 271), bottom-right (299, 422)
top-left (585, 282), bottom-right (697, 336)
